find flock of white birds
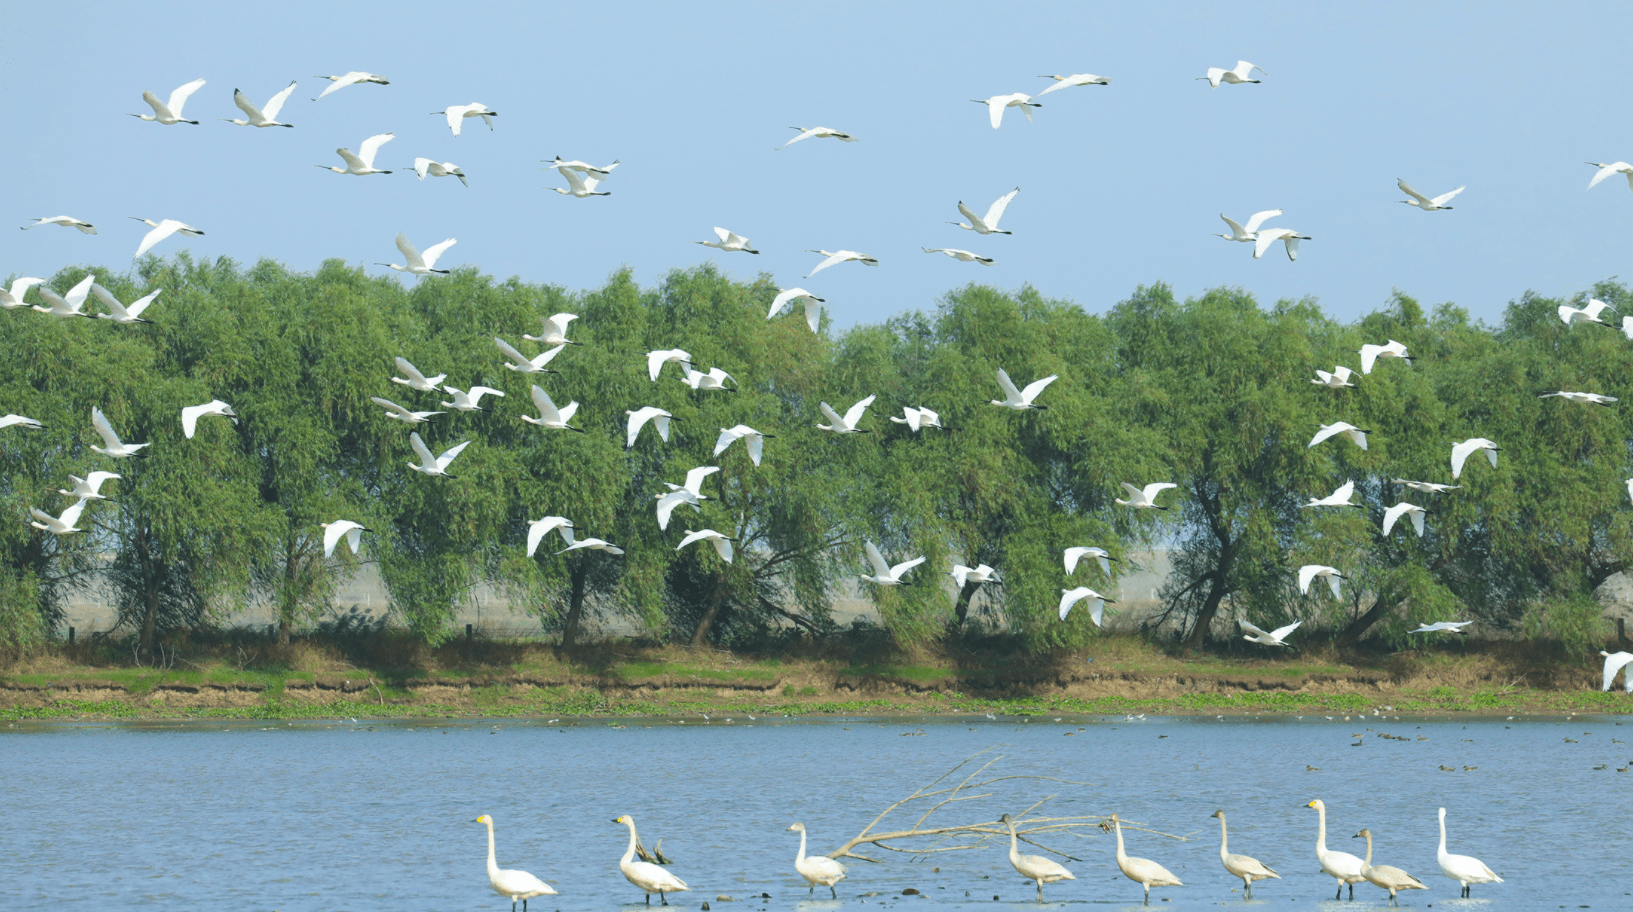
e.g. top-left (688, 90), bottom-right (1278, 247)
top-left (469, 800), bottom-right (1502, 910)
top-left (8, 64), bottom-right (1633, 687)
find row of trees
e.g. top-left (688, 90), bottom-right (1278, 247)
top-left (2, 254), bottom-right (1629, 659)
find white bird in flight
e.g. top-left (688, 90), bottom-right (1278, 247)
top-left (407, 432), bottom-right (470, 478)
top-left (496, 338), bottom-right (565, 374)
top-left (714, 425), bottom-right (772, 466)
top-left (313, 72), bottom-right (389, 100)
top-left (646, 349), bottom-right (693, 382)
top-left (889, 406), bottom-right (946, 432)
top-left (768, 289), bottom-right (824, 332)
top-left (1303, 480), bottom-right (1361, 508)
top-left (950, 188), bottom-right (1020, 235)
top-left (1358, 340), bottom-right (1413, 374)
top-left (1382, 502), bottom-right (1430, 537)
top-left (392, 357), bottom-right (446, 391)
top-left (860, 542), bottom-right (925, 585)
top-left (224, 82), bottom-right (298, 127)
top-left (971, 93), bottom-right (1041, 129)
top-left (91, 285), bottom-right (159, 324)
top-left (805, 250), bottom-right (876, 278)
top-left (677, 529), bottom-right (736, 563)
top-left (318, 133), bottom-right (394, 175)
top-left (321, 520), bottom-right (369, 557)
top-left (1216, 209), bottom-right (1281, 243)
top-left (132, 218), bottom-right (205, 260)
top-left (1539, 390), bottom-right (1616, 406)
top-left (1199, 61), bottom-right (1266, 88)
top-left (1412, 620), bottom-right (1473, 635)
top-left (697, 227), bottom-right (757, 254)
top-left (0, 277), bottom-right (43, 310)
top-left (1117, 482), bottom-right (1176, 510)
top-left (991, 369), bottom-right (1056, 410)
top-left (544, 156), bottom-right (619, 177)
top-left (521, 386), bottom-right (582, 433)
top-left (1298, 565), bottom-right (1347, 599)
top-left (775, 126), bottom-right (857, 150)
top-left (1393, 479), bottom-right (1460, 494)
top-left (131, 78), bottom-right (206, 124)
top-left (817, 395), bottom-right (876, 434)
top-left (682, 367), bottom-right (736, 392)
top-left (1059, 587), bottom-right (1113, 625)
top-left (29, 499), bottom-right (88, 535)
top-left (181, 400), bottom-right (237, 438)
top-left (21, 216), bottom-right (95, 235)
top-left (1599, 650), bottom-right (1633, 692)
top-left (1065, 546), bottom-right (1116, 576)
top-left (1559, 299), bottom-right (1616, 327)
top-left (1398, 179), bottom-right (1464, 211)
top-left (550, 167), bottom-right (610, 198)
top-left (557, 537), bottom-right (624, 556)
top-left (90, 407), bottom-right (149, 459)
top-left (412, 158), bottom-right (467, 187)
top-left (58, 472), bottom-right (120, 501)
top-left (1036, 73), bottom-right (1111, 95)
top-left (1450, 438), bottom-right (1499, 479)
top-left (1585, 161), bottom-right (1633, 192)
top-left (434, 102), bottom-right (497, 136)
top-left (1239, 619), bottom-right (1300, 647)
top-left (626, 407), bottom-right (674, 448)
top-left (655, 466), bottom-right (720, 530)
top-left (526, 516), bottom-right (576, 556)
top-left (1311, 366), bottom-right (1357, 389)
top-left (1254, 228), bottom-right (1310, 261)
top-left (0, 414), bottom-right (44, 430)
top-left (1309, 422), bottom-right (1369, 451)
top-left (439, 385), bottom-right (505, 412)
top-left (951, 564), bottom-right (1000, 588)
top-left (380, 234), bottom-right (455, 276)
top-left (33, 274), bottom-right (96, 318)
top-left (523, 313), bottom-right (580, 346)
top-left (371, 396), bottom-right (443, 424)
top-left (923, 247), bottom-right (994, 265)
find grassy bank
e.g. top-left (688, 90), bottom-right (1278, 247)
top-left (3, 633), bottom-right (1629, 722)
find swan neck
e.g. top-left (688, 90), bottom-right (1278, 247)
top-left (1313, 805), bottom-right (1327, 853)
top-left (1361, 833), bottom-right (1372, 868)
top-left (1006, 819), bottom-right (1020, 862)
top-left (622, 818), bottom-right (639, 865)
top-left (1113, 818), bottom-right (1127, 861)
top-left (1217, 815), bottom-right (1229, 857)
top-left (485, 819), bottom-right (499, 876)
top-left (796, 827), bottom-right (808, 864)
top-left (1438, 813), bottom-right (1447, 856)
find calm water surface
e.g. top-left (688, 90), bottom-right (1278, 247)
top-left (5, 714), bottom-right (1631, 911)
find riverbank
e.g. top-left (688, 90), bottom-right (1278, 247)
top-left (3, 634), bottom-right (1627, 721)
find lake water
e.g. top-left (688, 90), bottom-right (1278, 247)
top-left (5, 714), bottom-right (1630, 911)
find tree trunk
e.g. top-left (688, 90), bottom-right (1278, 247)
top-left (1181, 572), bottom-right (1229, 654)
top-left (562, 560), bottom-right (588, 648)
top-left (689, 580), bottom-right (726, 646)
top-left (950, 581), bottom-right (981, 629)
top-left (278, 544), bottom-right (296, 646)
top-left (1336, 596), bottom-right (1402, 647)
top-left (137, 530), bottom-right (157, 661)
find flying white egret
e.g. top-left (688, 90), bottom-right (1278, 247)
top-left (626, 407), bottom-right (674, 447)
top-left (1059, 587), bottom-right (1113, 625)
top-left (392, 357), bottom-right (446, 391)
top-left (1210, 811), bottom-right (1280, 899)
top-left (224, 82), bottom-right (297, 127)
top-left (521, 385), bottom-right (582, 432)
top-left (412, 158), bottom-right (467, 187)
top-left (29, 499), bottom-right (87, 535)
top-left (1240, 619), bottom-right (1301, 647)
top-left (775, 126), bottom-right (857, 150)
top-left (1352, 829), bottom-right (1427, 907)
top-left (714, 425), bottom-right (772, 465)
top-left (1599, 650), bottom-right (1633, 692)
top-left (313, 72), bottom-right (389, 99)
top-left (1304, 480), bottom-right (1361, 508)
top-left (1216, 209), bottom-right (1281, 242)
top-left (473, 815), bottom-right (556, 912)
top-left (1398, 179), bottom-right (1464, 211)
top-left (496, 337), bottom-right (566, 374)
top-left (1410, 620), bottom-right (1473, 634)
top-left (655, 466), bottom-right (720, 530)
top-left (1299, 565), bottom-right (1346, 598)
top-left (697, 227), bottom-right (757, 254)
top-left (0, 415), bottom-right (45, 430)
top-left (1450, 438), bottom-right (1499, 479)
top-left (788, 823), bottom-right (847, 898)
top-left (677, 528), bottom-right (736, 562)
top-left (320, 520), bottom-right (369, 558)
top-left (1309, 422), bottom-right (1369, 450)
top-left (439, 385), bottom-right (504, 411)
top-left (522, 313), bottom-right (579, 346)
top-left (950, 188), bottom-right (1020, 235)
top-left (90, 407), bottom-right (149, 459)
top-left (1382, 502), bottom-right (1430, 537)
top-left (1064, 547), bottom-right (1116, 576)
top-left (817, 395), bottom-right (875, 434)
top-left (646, 349), bottom-right (693, 382)
top-left (544, 156), bottom-right (619, 176)
top-left (805, 249), bottom-right (877, 278)
top-left (612, 815), bottom-right (687, 905)
top-left (407, 432), bottom-right (469, 478)
top-left (433, 102), bottom-right (497, 136)
top-left (371, 396), bottom-right (443, 424)
top-left (379, 234), bottom-right (455, 276)
top-left (861, 542), bottom-right (925, 586)
top-left (1254, 228), bottom-right (1310, 261)
top-left (951, 564), bottom-right (1000, 588)
top-left (32, 274), bottom-right (96, 318)
top-left (21, 216), bottom-right (95, 234)
top-left (131, 78), bottom-right (206, 124)
top-left (560, 537), bottom-right (624, 556)
top-left (1559, 299), bottom-right (1616, 326)
top-left (1586, 161), bottom-right (1633, 192)
top-left (889, 406), bottom-right (946, 432)
top-left (1199, 61), bottom-right (1266, 87)
top-left (1306, 800), bottom-right (1367, 900)
top-left (997, 813), bottom-right (1074, 902)
top-left (318, 133), bottom-right (394, 175)
top-left (1311, 365), bottom-right (1357, 388)
top-left (1358, 340), bottom-right (1413, 373)
top-left (0, 277), bottom-right (43, 310)
top-left (1436, 808), bottom-right (1502, 898)
top-left (991, 369), bottom-right (1056, 410)
top-left (682, 367), bottom-right (736, 392)
top-left (1392, 479), bottom-right (1460, 494)
top-left (1037, 73), bottom-right (1110, 95)
top-left (923, 247), bottom-right (994, 265)
top-left (768, 288), bottom-right (824, 332)
top-left (526, 516), bottom-right (576, 557)
top-left (181, 400), bottom-right (236, 438)
top-left (57, 472), bottom-right (120, 500)
top-left (550, 167), bottom-right (610, 197)
top-left (1539, 390), bottom-right (1617, 406)
top-left (130, 218), bottom-right (205, 260)
top-left (90, 284), bottom-right (159, 324)
top-left (664, 467), bottom-right (720, 497)
top-left (1109, 814), bottom-right (1183, 904)
top-left (971, 93), bottom-right (1041, 129)
top-left (1117, 482), bottom-right (1176, 510)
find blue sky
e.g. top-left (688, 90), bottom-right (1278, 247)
top-left (5, 1), bottom-right (1630, 328)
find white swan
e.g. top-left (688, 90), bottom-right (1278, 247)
top-left (407, 432), bottom-right (469, 478)
top-left (371, 396), bottom-right (443, 424)
top-left (550, 166), bottom-right (610, 197)
top-left (788, 823), bottom-right (847, 897)
top-left (647, 349), bottom-right (693, 382)
top-left (1299, 565), bottom-right (1346, 598)
top-left (1310, 365), bottom-right (1356, 388)
top-left (889, 406), bottom-right (945, 432)
top-left (1253, 227), bottom-right (1310, 261)
top-left (392, 357), bottom-right (447, 391)
top-left (1210, 810), bottom-right (1279, 898)
top-left (1586, 160), bottom-right (1633, 192)
top-left (0, 414), bottom-right (45, 430)
top-left (1305, 800), bottom-right (1366, 900)
top-left (1238, 620), bottom-right (1300, 647)
top-left (474, 815), bottom-right (556, 912)
top-left (1116, 482), bottom-right (1176, 510)
top-left (1308, 421), bottom-right (1369, 450)
top-left (817, 395), bottom-right (875, 434)
top-left (1064, 546), bottom-right (1116, 576)
top-left (1353, 828), bottom-right (1426, 906)
top-left (496, 337), bottom-right (565, 374)
top-left (1382, 502), bottom-right (1430, 538)
top-left (1436, 807), bottom-right (1501, 897)
top-left (1110, 814), bottom-right (1181, 905)
top-left (923, 247), bottom-right (994, 265)
top-left (1303, 480), bottom-right (1361, 508)
top-left (614, 815), bottom-right (688, 905)
top-left (676, 528), bottom-right (735, 563)
top-left (999, 813), bottom-right (1073, 902)
top-left (521, 386), bottom-right (582, 433)
top-left (526, 516), bottom-right (576, 557)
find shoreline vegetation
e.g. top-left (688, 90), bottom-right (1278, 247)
top-left (4, 633), bottom-right (1628, 722)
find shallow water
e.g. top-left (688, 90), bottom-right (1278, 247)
top-left (5, 713), bottom-right (1631, 911)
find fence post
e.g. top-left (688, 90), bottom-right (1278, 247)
top-left (466, 623), bottom-right (473, 642)
top-left (1620, 617), bottom-right (1628, 647)
top-left (68, 626), bottom-right (75, 645)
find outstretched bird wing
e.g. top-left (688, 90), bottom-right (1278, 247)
top-left (1243, 209), bottom-right (1282, 233)
top-left (166, 78), bottom-right (206, 117)
top-left (842, 395), bottom-right (876, 428)
top-left (358, 133), bottom-right (394, 168)
top-left (261, 80), bottom-right (298, 120)
top-left (864, 542), bottom-right (892, 578)
top-left (420, 238), bottom-right (457, 270)
top-left (983, 188), bottom-right (1020, 229)
top-left (1020, 375), bottom-right (1057, 402)
top-left (684, 465), bottom-right (720, 494)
